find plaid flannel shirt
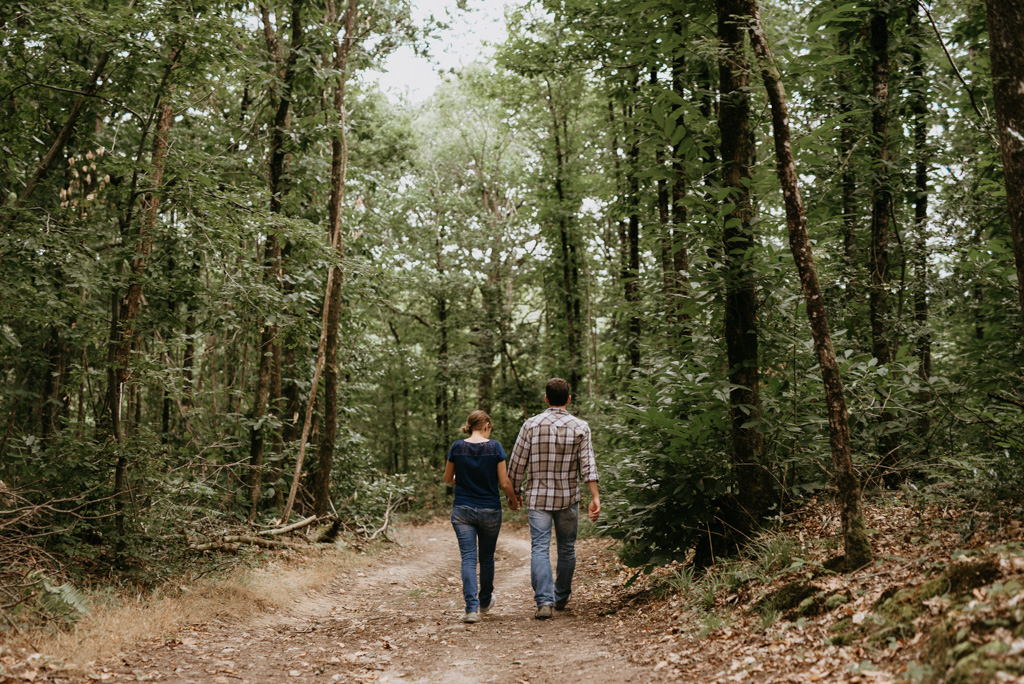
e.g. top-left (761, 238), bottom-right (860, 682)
top-left (507, 407), bottom-right (598, 511)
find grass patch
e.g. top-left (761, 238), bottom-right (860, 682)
top-left (697, 612), bottom-right (728, 639)
top-left (27, 547), bottom-right (361, 675)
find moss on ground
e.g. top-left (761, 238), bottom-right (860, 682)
top-left (819, 557), bottom-right (1013, 670)
top-left (945, 642), bottom-right (1020, 684)
top-left (755, 581), bottom-right (821, 614)
top-left (874, 558), bottom-right (1001, 625)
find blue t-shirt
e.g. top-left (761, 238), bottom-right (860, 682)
top-left (447, 439), bottom-right (507, 509)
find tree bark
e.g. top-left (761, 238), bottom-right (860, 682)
top-left (744, 0), bottom-right (873, 569)
top-left (669, 18), bottom-right (692, 333)
top-left (434, 211), bottom-right (451, 468)
top-left (623, 94), bottom-right (641, 373)
top-left (40, 325), bottom-right (68, 445)
top-left (868, 2), bottom-right (891, 368)
top-left (836, 13), bottom-right (859, 344)
top-left (717, 0), bottom-right (775, 522)
top-left (545, 80), bottom-right (582, 395)
top-left (985, 0), bottom-right (1024, 327)
top-left (314, 0), bottom-right (358, 517)
top-left (868, 0), bottom-right (900, 472)
top-left (249, 0), bottom-right (303, 521)
top-left (653, 68), bottom-right (674, 317)
top-left (910, 1), bottom-right (932, 453)
top-left (475, 280), bottom-right (498, 412)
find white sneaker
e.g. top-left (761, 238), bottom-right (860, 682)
top-left (463, 611), bottom-right (480, 624)
top-left (480, 596), bottom-right (496, 614)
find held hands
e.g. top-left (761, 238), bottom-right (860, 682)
top-left (588, 497), bottom-right (601, 522)
top-left (507, 494), bottom-right (521, 511)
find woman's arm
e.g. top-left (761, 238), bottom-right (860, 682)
top-left (443, 460), bottom-right (456, 486)
top-left (496, 461), bottom-right (520, 510)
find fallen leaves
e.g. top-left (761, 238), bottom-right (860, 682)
top-left (571, 491), bottom-right (1024, 684)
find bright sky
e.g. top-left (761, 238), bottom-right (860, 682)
top-left (365, 0), bottom-right (512, 103)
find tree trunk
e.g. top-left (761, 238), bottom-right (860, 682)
top-left (669, 20), bottom-right (692, 333)
top-left (837, 14), bottom-right (859, 344)
top-left (868, 0), bottom-right (900, 472)
top-left (985, 0), bottom-right (1024, 327)
top-left (744, 0), bottom-right (873, 569)
top-left (434, 212), bottom-right (451, 469)
top-left (910, 1), bottom-right (932, 453)
top-left (653, 69), bottom-right (674, 317)
top-left (281, 333), bottom-right (301, 444)
top-left (314, 0), bottom-right (358, 517)
top-left (182, 259), bottom-right (198, 411)
top-left (868, 2), bottom-right (891, 368)
top-left (546, 81), bottom-right (582, 395)
top-left (717, 0), bottom-right (775, 522)
top-left (476, 281), bottom-right (498, 412)
top-left (41, 325), bottom-right (68, 445)
top-left (249, 0), bottom-right (303, 521)
top-left (623, 96), bottom-right (641, 373)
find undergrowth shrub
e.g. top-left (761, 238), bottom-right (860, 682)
top-left (600, 360), bottom-right (732, 568)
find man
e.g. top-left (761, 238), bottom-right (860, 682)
top-left (507, 377), bottom-right (600, 620)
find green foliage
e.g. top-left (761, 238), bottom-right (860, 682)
top-left (2, 0), bottom-right (1024, 606)
top-left (35, 573), bottom-right (91, 621)
top-left (601, 358), bottom-right (733, 567)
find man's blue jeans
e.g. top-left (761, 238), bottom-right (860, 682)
top-left (527, 504), bottom-right (579, 607)
top-left (450, 506), bottom-right (502, 612)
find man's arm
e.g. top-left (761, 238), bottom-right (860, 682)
top-left (579, 425), bottom-right (600, 521)
top-left (587, 481), bottom-right (600, 522)
top-left (506, 422), bottom-right (531, 498)
top-left (496, 461), bottom-right (521, 510)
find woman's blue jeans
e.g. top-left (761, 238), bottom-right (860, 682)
top-left (450, 505), bottom-right (502, 612)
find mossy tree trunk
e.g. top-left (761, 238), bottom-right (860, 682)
top-left (743, 0), bottom-right (873, 569)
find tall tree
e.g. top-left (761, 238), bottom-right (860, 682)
top-left (743, 0), bottom-right (872, 568)
top-left (985, 0), bottom-right (1024, 327)
top-left (104, 46), bottom-right (181, 552)
top-left (667, 10), bottom-right (692, 333)
top-left (546, 78), bottom-right (584, 395)
top-left (909, 0), bottom-right (932, 452)
top-left (249, 0), bottom-right (304, 522)
top-left (314, 0), bottom-right (358, 517)
top-left (717, 0), bottom-right (776, 524)
top-left (868, 0), bottom-right (899, 472)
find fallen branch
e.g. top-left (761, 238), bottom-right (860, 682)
top-left (191, 535), bottom-right (316, 552)
top-left (367, 494), bottom-right (395, 542)
top-left (258, 514), bottom-right (324, 537)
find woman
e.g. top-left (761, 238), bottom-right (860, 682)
top-left (443, 409), bottom-right (521, 623)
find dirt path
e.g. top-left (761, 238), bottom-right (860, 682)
top-left (89, 521), bottom-right (669, 684)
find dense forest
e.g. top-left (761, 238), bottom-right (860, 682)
top-left (2, 0), bottom-right (1024, 598)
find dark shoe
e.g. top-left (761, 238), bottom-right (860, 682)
top-left (480, 596), bottom-right (496, 615)
top-left (554, 597), bottom-right (569, 611)
top-left (535, 605), bottom-right (553, 620)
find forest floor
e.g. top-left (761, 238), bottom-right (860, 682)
top-left (5, 491), bottom-right (1024, 683)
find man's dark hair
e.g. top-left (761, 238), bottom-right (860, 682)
top-left (545, 377), bottom-right (570, 406)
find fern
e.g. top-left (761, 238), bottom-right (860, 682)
top-left (39, 576), bottom-right (90, 618)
